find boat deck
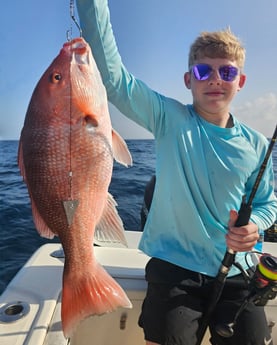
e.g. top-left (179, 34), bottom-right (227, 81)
top-left (0, 233), bottom-right (276, 345)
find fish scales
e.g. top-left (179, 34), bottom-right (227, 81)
top-left (18, 37), bottom-right (132, 338)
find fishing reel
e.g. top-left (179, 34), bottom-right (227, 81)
top-left (215, 252), bottom-right (277, 338)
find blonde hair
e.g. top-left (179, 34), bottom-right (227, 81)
top-left (188, 28), bottom-right (246, 70)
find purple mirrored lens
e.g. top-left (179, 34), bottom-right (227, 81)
top-left (218, 66), bottom-right (238, 81)
top-left (192, 64), bottom-right (239, 82)
top-left (192, 64), bottom-right (212, 80)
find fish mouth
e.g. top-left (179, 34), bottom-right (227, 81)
top-left (63, 38), bottom-right (90, 65)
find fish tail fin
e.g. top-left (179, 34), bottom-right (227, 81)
top-left (61, 262), bottom-right (132, 338)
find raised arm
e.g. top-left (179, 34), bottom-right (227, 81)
top-left (76, 0), bottom-right (166, 136)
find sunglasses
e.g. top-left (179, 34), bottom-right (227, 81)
top-left (191, 64), bottom-right (239, 82)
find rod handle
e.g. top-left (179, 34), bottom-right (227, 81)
top-left (235, 197), bottom-right (252, 227)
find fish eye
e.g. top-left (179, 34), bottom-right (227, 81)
top-left (50, 72), bottom-right (62, 84)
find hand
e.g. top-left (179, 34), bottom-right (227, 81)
top-left (226, 210), bottom-right (260, 252)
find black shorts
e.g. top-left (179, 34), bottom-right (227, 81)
top-left (138, 258), bottom-right (272, 345)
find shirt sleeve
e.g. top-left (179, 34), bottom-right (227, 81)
top-left (248, 144), bottom-right (277, 230)
top-left (76, 0), bottom-right (167, 138)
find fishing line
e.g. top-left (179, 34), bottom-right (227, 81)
top-left (68, 1), bottom-right (73, 201)
top-left (68, 0), bottom-right (82, 40)
top-left (62, 1), bottom-right (82, 225)
top-left (67, 0), bottom-right (82, 200)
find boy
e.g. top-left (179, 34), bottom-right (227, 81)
top-left (77, 1), bottom-right (277, 344)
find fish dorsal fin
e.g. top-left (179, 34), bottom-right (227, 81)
top-left (94, 193), bottom-right (128, 247)
top-left (62, 200), bottom-right (79, 226)
top-left (112, 129), bottom-right (132, 167)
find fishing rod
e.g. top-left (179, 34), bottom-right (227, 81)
top-left (196, 124), bottom-right (277, 345)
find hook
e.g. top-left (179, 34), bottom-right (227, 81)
top-left (67, 0), bottom-right (82, 41)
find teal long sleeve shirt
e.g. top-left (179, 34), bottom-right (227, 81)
top-left (77, 0), bottom-right (277, 276)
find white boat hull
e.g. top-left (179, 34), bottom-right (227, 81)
top-left (0, 232), bottom-right (276, 345)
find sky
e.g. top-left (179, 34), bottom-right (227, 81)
top-left (0, 0), bottom-right (277, 140)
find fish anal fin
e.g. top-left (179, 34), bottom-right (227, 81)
top-left (112, 129), bottom-right (132, 167)
top-left (94, 193), bottom-right (128, 247)
top-left (62, 262), bottom-right (132, 338)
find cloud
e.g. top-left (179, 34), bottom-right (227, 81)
top-left (232, 93), bottom-right (277, 138)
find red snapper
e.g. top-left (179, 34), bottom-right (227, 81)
top-left (18, 37), bottom-right (132, 338)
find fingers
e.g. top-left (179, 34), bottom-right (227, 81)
top-left (226, 228), bottom-right (259, 252)
top-left (228, 209), bottom-right (238, 228)
top-left (226, 210), bottom-right (259, 252)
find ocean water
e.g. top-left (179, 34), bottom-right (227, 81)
top-left (0, 139), bottom-right (155, 295)
top-left (0, 139), bottom-right (276, 295)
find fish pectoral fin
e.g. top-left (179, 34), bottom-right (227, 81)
top-left (18, 139), bottom-right (26, 179)
top-left (94, 193), bottom-right (128, 247)
top-left (18, 140), bottom-right (55, 239)
top-left (112, 129), bottom-right (133, 167)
